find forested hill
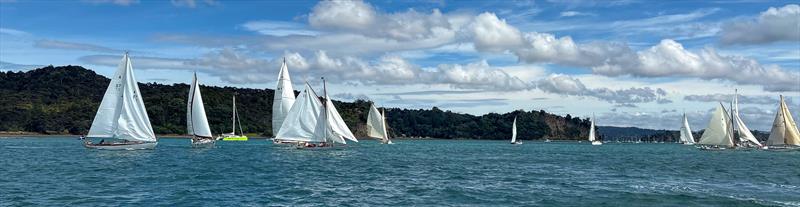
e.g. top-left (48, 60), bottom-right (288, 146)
top-left (1, 65), bottom-right (594, 140)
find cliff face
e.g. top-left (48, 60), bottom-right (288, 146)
top-left (0, 66), bottom-right (590, 139)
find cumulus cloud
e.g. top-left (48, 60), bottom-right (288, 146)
top-left (433, 60), bottom-right (531, 90)
top-left (536, 74), bottom-right (671, 105)
top-left (332, 93), bottom-right (370, 101)
top-left (34, 39), bottom-right (122, 53)
top-left (720, 4), bottom-right (800, 45)
top-left (468, 12), bottom-right (525, 52)
top-left (79, 49), bottom-right (532, 91)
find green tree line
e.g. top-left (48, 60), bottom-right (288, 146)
top-left (1, 66), bottom-right (592, 140)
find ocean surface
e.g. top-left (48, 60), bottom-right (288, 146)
top-left (1, 137), bottom-right (798, 206)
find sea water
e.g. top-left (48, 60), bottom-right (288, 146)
top-left (0, 137), bottom-right (798, 206)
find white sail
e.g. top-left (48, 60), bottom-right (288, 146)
top-left (698, 103), bottom-right (733, 147)
top-left (367, 103), bottom-right (388, 141)
top-left (511, 117), bottom-right (518, 143)
top-left (766, 96), bottom-right (800, 146)
top-left (312, 95), bottom-right (357, 144)
top-left (679, 113), bottom-right (695, 144)
top-left (275, 83), bottom-right (324, 142)
top-left (88, 53), bottom-right (156, 142)
top-left (732, 91), bottom-right (761, 146)
top-left (588, 117), bottom-right (596, 142)
top-left (187, 72), bottom-right (212, 138)
top-left (272, 59), bottom-right (296, 135)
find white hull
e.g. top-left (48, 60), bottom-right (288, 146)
top-left (191, 138), bottom-right (215, 147)
top-left (591, 141), bottom-right (603, 145)
top-left (511, 142), bottom-right (522, 145)
top-left (381, 140), bottom-right (394, 144)
top-left (683, 143), bottom-right (695, 145)
top-left (84, 141), bottom-right (157, 150)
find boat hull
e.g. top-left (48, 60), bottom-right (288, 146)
top-left (191, 138), bottom-right (215, 147)
top-left (222, 136), bottom-right (248, 141)
top-left (84, 141), bottom-right (157, 150)
top-left (591, 141), bottom-right (603, 145)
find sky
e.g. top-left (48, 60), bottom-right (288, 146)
top-left (1, 0), bottom-right (799, 131)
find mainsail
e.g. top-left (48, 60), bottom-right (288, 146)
top-left (87, 53), bottom-right (156, 142)
top-left (275, 83), bottom-right (324, 143)
top-left (766, 95), bottom-right (800, 146)
top-left (511, 117), bottom-right (518, 143)
top-left (367, 103), bottom-right (389, 141)
top-left (732, 90), bottom-right (761, 146)
top-left (187, 72), bottom-right (212, 138)
top-left (679, 113), bottom-right (695, 144)
top-left (272, 58), bottom-right (296, 136)
top-left (698, 103), bottom-right (733, 147)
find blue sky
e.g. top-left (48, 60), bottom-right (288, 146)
top-left (1, 0), bottom-right (799, 131)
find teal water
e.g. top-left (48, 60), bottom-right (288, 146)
top-left (0, 137), bottom-right (798, 206)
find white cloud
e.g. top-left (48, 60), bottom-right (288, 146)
top-left (468, 12), bottom-right (524, 52)
top-left (309, 0), bottom-right (377, 31)
top-left (0, 28), bottom-right (30, 36)
top-left (433, 60), bottom-right (531, 91)
top-left (240, 20), bottom-right (318, 36)
top-left (720, 4), bottom-right (800, 45)
top-left (560, 11), bottom-right (592, 17)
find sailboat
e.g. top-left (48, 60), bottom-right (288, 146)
top-left (510, 116), bottom-right (521, 144)
top-left (589, 115), bottom-right (602, 145)
top-left (272, 58), bottom-right (296, 140)
top-left (217, 95), bottom-right (248, 141)
top-left (731, 90), bottom-right (763, 148)
top-left (367, 103), bottom-right (393, 144)
top-left (698, 103), bottom-right (734, 150)
top-left (679, 113), bottom-right (696, 145)
top-left (83, 52), bottom-right (157, 150)
top-left (274, 79), bottom-right (357, 149)
top-left (763, 95), bottom-right (800, 150)
top-left (187, 72), bottom-right (214, 147)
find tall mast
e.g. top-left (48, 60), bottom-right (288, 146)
top-left (322, 77), bottom-right (329, 144)
top-left (232, 94), bottom-right (236, 134)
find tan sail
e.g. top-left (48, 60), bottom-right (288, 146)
top-left (767, 95), bottom-right (800, 146)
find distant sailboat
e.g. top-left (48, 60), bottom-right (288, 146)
top-left (510, 116), bottom-right (521, 144)
top-left (272, 58), bottom-right (295, 138)
top-left (589, 115), bottom-right (602, 145)
top-left (188, 72), bottom-right (214, 147)
top-left (731, 90), bottom-right (762, 148)
top-left (83, 52), bottom-right (157, 150)
top-left (698, 103), bottom-right (734, 150)
top-left (764, 95), bottom-right (800, 150)
top-left (217, 95), bottom-right (248, 141)
top-left (679, 113), bottom-right (696, 145)
top-left (367, 103), bottom-right (392, 144)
